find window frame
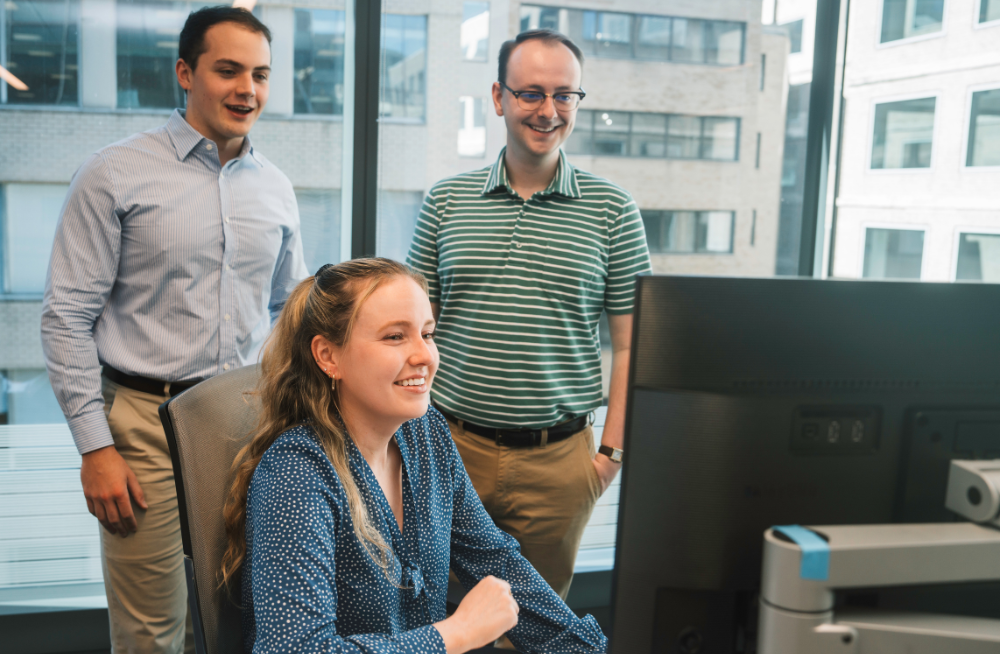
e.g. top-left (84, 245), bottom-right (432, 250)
top-left (866, 91), bottom-right (941, 174)
top-left (875, 0), bottom-right (948, 49)
top-left (858, 222), bottom-right (928, 280)
top-left (961, 83), bottom-right (1000, 171)
top-left (951, 226), bottom-right (1000, 281)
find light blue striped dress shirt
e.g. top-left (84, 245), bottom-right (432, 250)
top-left (42, 110), bottom-right (308, 454)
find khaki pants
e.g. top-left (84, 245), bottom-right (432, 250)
top-left (101, 378), bottom-right (195, 654)
top-left (446, 418), bottom-right (602, 600)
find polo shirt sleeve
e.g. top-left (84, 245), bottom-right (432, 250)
top-left (405, 188), bottom-right (442, 304)
top-left (605, 193), bottom-right (652, 315)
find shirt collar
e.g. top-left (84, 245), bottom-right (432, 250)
top-left (481, 147), bottom-right (582, 200)
top-left (166, 109), bottom-right (263, 167)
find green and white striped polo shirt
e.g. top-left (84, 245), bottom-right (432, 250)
top-left (406, 147), bottom-right (652, 429)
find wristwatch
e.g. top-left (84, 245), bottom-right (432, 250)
top-left (598, 444), bottom-right (624, 464)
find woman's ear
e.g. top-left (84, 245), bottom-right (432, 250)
top-left (311, 334), bottom-right (340, 380)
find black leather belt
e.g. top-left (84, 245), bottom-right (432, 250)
top-left (436, 405), bottom-right (589, 448)
top-left (102, 365), bottom-right (202, 398)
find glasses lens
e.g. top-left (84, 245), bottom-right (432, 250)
top-left (554, 94), bottom-right (580, 110)
top-left (517, 92), bottom-right (544, 110)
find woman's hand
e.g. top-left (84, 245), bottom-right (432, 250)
top-left (434, 575), bottom-right (519, 653)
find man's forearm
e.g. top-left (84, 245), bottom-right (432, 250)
top-left (601, 346), bottom-right (630, 451)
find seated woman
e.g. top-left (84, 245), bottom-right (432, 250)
top-left (221, 258), bottom-right (607, 653)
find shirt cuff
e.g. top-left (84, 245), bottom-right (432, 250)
top-left (408, 624), bottom-right (447, 653)
top-left (68, 410), bottom-right (115, 455)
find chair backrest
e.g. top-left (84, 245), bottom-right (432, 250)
top-left (159, 364), bottom-right (261, 654)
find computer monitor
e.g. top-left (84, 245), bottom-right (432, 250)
top-left (609, 275), bottom-right (1000, 654)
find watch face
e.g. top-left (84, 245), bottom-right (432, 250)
top-left (611, 449), bottom-right (623, 463)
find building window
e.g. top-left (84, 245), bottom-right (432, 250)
top-left (1, 183), bottom-right (68, 294)
top-left (380, 14), bottom-right (427, 121)
top-left (293, 9), bottom-right (346, 115)
top-left (871, 97), bottom-right (935, 169)
top-left (461, 2), bottom-right (489, 61)
top-left (458, 96), bottom-right (486, 157)
top-left (1, 0), bottom-right (79, 106)
top-left (781, 19), bottom-right (804, 53)
top-left (520, 5), bottom-right (744, 66)
top-left (116, 1), bottom-right (203, 110)
top-left (981, 0), bottom-right (1000, 23)
top-left (295, 188), bottom-right (342, 274)
top-left (967, 88), bottom-right (1000, 167)
top-left (880, 0), bottom-right (944, 44)
top-left (643, 210), bottom-right (735, 254)
top-left (569, 110), bottom-right (740, 161)
top-left (863, 228), bottom-right (924, 279)
top-left (956, 233), bottom-right (1000, 282)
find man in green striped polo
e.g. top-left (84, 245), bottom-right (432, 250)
top-left (407, 29), bottom-right (651, 601)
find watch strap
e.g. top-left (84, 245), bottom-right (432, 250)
top-left (598, 444), bottom-right (623, 463)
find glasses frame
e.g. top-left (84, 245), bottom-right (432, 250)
top-left (498, 81), bottom-right (587, 112)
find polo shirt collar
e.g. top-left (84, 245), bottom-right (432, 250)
top-left (166, 109), bottom-right (262, 167)
top-left (481, 147), bottom-right (582, 200)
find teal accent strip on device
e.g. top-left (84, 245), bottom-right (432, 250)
top-left (773, 525), bottom-right (830, 581)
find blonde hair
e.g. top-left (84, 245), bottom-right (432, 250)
top-left (220, 257), bottom-right (429, 591)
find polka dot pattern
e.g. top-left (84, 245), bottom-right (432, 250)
top-left (242, 407), bottom-right (608, 653)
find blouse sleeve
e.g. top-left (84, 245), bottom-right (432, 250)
top-left (442, 416), bottom-right (608, 653)
top-left (246, 435), bottom-right (447, 654)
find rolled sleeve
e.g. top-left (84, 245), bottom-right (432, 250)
top-left (41, 153), bottom-right (121, 454)
top-left (605, 196), bottom-right (652, 316)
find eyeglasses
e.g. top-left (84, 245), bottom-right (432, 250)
top-left (499, 81), bottom-right (586, 112)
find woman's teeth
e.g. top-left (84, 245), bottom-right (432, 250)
top-left (396, 378), bottom-right (425, 387)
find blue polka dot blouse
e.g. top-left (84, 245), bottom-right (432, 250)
top-left (242, 407), bottom-right (608, 653)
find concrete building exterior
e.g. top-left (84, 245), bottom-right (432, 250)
top-left (830, 0), bottom-right (1000, 282)
top-left (0, 0), bottom-right (788, 600)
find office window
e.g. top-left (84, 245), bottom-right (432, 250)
top-left (380, 14), bottom-right (426, 121)
top-left (1, 0), bottom-right (79, 106)
top-left (880, 0), bottom-right (944, 43)
top-left (116, 1), bottom-right (207, 110)
top-left (956, 233), bottom-right (1000, 282)
top-left (643, 210), bottom-right (735, 254)
top-left (567, 110), bottom-right (739, 161)
top-left (781, 19), bottom-right (804, 53)
top-left (981, 0), bottom-right (1000, 23)
top-left (295, 189), bottom-right (342, 275)
top-left (292, 9), bottom-right (345, 116)
top-left (458, 96), bottom-right (486, 157)
top-left (461, 2), bottom-right (489, 61)
top-left (967, 89), bottom-right (1000, 167)
top-left (863, 228), bottom-right (924, 279)
top-left (520, 6), bottom-right (744, 66)
top-left (376, 190), bottom-right (423, 263)
top-left (1, 183), bottom-right (68, 294)
top-left (871, 97), bottom-right (935, 169)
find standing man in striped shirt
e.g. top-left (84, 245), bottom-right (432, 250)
top-left (41, 8), bottom-right (306, 653)
top-left (407, 29), bottom-right (651, 602)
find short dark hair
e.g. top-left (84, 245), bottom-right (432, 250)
top-left (497, 29), bottom-right (584, 85)
top-left (178, 6), bottom-right (272, 70)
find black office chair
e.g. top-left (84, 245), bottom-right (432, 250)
top-left (160, 364), bottom-right (261, 654)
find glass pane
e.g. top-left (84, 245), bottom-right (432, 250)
top-left (458, 96), bottom-right (486, 157)
top-left (702, 117), bottom-right (739, 160)
top-left (380, 14), bottom-right (427, 120)
top-left (880, 0), bottom-right (944, 43)
top-left (705, 20), bottom-right (744, 65)
top-left (116, 1), bottom-right (199, 109)
top-left (293, 9), bottom-right (345, 115)
top-left (871, 97), bottom-right (935, 169)
top-left (461, 1), bottom-right (489, 62)
top-left (564, 108), bottom-right (594, 154)
top-left (593, 110), bottom-right (629, 156)
top-left (666, 114), bottom-right (702, 158)
top-left (863, 228), bottom-right (924, 279)
top-left (296, 189), bottom-right (342, 274)
top-left (2, 183), bottom-right (68, 293)
top-left (982, 0), bottom-right (1000, 23)
top-left (780, 19), bottom-right (803, 54)
top-left (3, 0), bottom-right (79, 105)
top-left (956, 233), bottom-right (1000, 282)
top-left (699, 211), bottom-right (735, 252)
top-left (671, 18), bottom-right (705, 64)
top-left (630, 113), bottom-right (666, 157)
top-left (967, 88), bottom-right (1000, 167)
top-left (635, 15), bottom-right (670, 61)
